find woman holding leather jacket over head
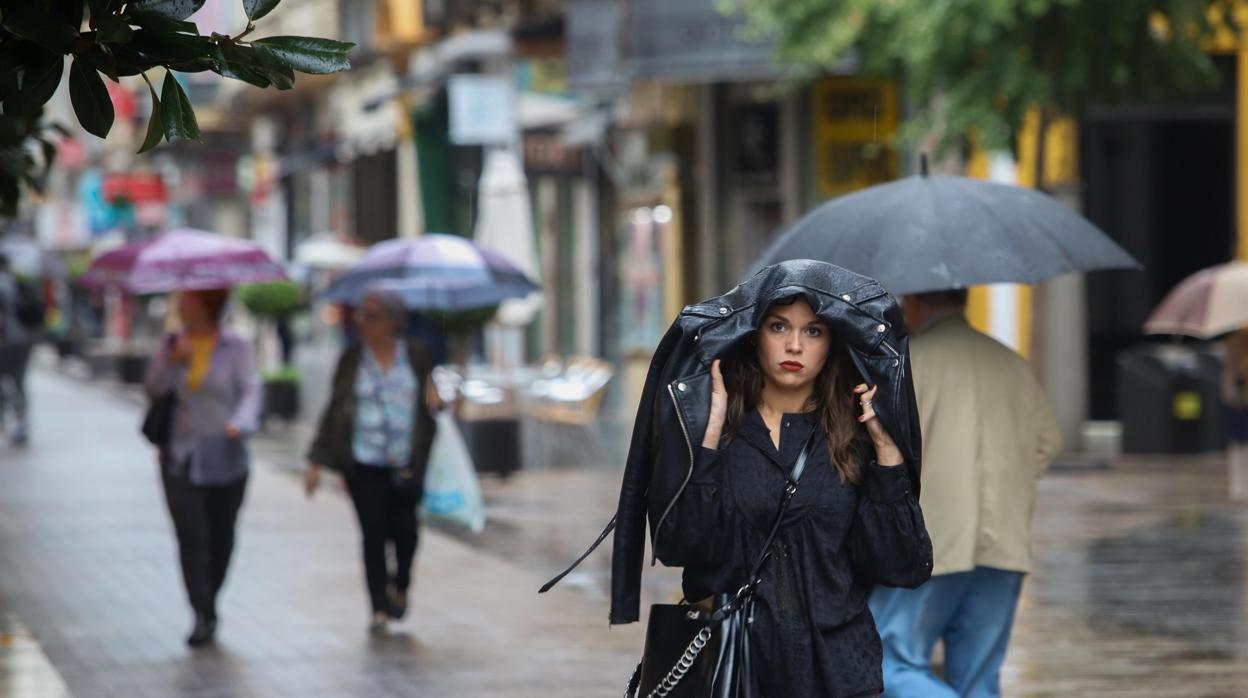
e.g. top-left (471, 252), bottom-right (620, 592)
top-left (675, 290), bottom-right (931, 697)
top-left (543, 260), bottom-right (933, 698)
top-left (304, 290), bottom-right (442, 635)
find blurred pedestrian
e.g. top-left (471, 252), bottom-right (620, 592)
top-left (144, 289), bottom-right (261, 647)
top-left (305, 290), bottom-right (442, 634)
top-left (870, 290), bottom-right (1060, 698)
top-left (1222, 329), bottom-right (1248, 499)
top-left (0, 253), bottom-right (42, 445)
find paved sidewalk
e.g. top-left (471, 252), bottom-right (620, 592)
top-left (6, 361), bottom-right (1248, 696)
top-left (0, 368), bottom-right (643, 697)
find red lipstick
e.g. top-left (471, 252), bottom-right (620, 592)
top-left (780, 361), bottom-right (804, 372)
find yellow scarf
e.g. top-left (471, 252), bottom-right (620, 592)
top-left (186, 336), bottom-right (217, 391)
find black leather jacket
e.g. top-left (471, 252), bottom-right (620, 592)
top-left (542, 260), bottom-right (924, 625)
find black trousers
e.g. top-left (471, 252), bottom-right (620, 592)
top-left (0, 342), bottom-right (31, 429)
top-left (162, 469), bottom-right (248, 621)
top-left (347, 464), bottom-right (421, 615)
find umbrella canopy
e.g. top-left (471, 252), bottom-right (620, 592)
top-left (294, 233), bottom-right (366, 269)
top-left (753, 171), bottom-right (1140, 295)
top-left (1144, 261), bottom-right (1248, 339)
top-left (473, 149), bottom-right (542, 326)
top-left (78, 228), bottom-right (287, 294)
top-left (323, 234), bottom-right (538, 309)
top-left (368, 275), bottom-right (537, 312)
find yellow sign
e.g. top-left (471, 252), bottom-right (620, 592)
top-left (813, 78), bottom-right (899, 197)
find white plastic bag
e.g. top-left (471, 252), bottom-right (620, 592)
top-left (422, 412), bottom-right (486, 532)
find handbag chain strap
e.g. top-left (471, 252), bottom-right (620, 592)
top-left (638, 626), bottom-right (714, 698)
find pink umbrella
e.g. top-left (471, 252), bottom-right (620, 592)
top-left (1145, 261), bottom-right (1248, 339)
top-left (78, 228), bottom-right (288, 293)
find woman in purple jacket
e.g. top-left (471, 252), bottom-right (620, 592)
top-left (145, 289), bottom-right (261, 647)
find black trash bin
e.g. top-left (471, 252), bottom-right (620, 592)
top-left (1117, 343), bottom-right (1227, 454)
top-left (452, 372), bottom-right (523, 478)
top-left (457, 418), bottom-right (521, 478)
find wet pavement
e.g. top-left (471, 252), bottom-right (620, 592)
top-left (0, 366), bottom-right (644, 697)
top-left (3, 360), bottom-right (1248, 696)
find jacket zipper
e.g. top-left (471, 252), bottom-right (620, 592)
top-left (652, 383), bottom-right (696, 558)
top-left (880, 339), bottom-right (900, 357)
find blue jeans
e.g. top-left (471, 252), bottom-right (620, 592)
top-left (869, 567), bottom-right (1024, 698)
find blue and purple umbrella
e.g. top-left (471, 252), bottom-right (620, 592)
top-left (323, 234), bottom-right (539, 311)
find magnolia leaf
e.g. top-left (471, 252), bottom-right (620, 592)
top-left (251, 36), bottom-right (353, 74)
top-left (212, 46), bottom-right (271, 88)
top-left (242, 0), bottom-right (280, 22)
top-left (68, 57), bottom-right (115, 138)
top-left (129, 0), bottom-right (206, 22)
top-left (94, 12), bottom-right (135, 43)
top-left (1, 6), bottom-right (78, 53)
top-left (7, 52), bottom-right (64, 115)
top-left (130, 29), bottom-right (213, 62)
top-left (138, 77), bottom-right (163, 153)
top-left (159, 71), bottom-right (200, 142)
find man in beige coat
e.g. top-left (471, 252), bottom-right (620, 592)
top-left (869, 289), bottom-right (1061, 698)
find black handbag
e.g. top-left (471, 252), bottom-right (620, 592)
top-left (626, 433), bottom-right (815, 698)
top-left (141, 335), bottom-right (179, 448)
top-left (141, 390), bottom-right (178, 447)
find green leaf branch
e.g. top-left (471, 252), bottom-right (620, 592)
top-left (0, 0), bottom-right (355, 216)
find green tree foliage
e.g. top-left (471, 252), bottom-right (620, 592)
top-left (735, 0), bottom-right (1239, 155)
top-left (0, 0), bottom-right (354, 216)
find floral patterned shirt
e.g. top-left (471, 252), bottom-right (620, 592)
top-left (352, 343), bottom-right (417, 468)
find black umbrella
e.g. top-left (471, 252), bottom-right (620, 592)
top-left (752, 163), bottom-right (1140, 295)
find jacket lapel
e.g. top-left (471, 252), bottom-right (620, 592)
top-left (669, 371), bottom-right (711, 451)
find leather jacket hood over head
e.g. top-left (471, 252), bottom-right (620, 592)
top-left (542, 260), bottom-right (923, 625)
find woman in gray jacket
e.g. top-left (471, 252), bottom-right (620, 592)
top-left (145, 289), bottom-right (261, 647)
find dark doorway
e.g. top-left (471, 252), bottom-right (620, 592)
top-left (353, 149), bottom-right (398, 244)
top-left (1081, 58), bottom-right (1236, 419)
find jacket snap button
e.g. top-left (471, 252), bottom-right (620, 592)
top-left (842, 294), bottom-right (851, 301)
top-left (876, 324), bottom-right (886, 333)
top-left (893, 359), bottom-right (900, 367)
top-left (719, 307), bottom-right (729, 315)
top-left (677, 383), bottom-right (687, 391)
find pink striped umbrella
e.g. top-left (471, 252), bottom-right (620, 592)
top-left (78, 228), bottom-right (287, 293)
top-left (1145, 261), bottom-right (1248, 339)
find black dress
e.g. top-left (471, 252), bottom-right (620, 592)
top-left (673, 409), bottom-right (932, 698)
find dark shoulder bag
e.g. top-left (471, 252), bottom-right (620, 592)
top-left (626, 432), bottom-right (815, 698)
top-left (141, 336), bottom-right (179, 447)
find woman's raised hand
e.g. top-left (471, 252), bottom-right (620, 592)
top-left (702, 359), bottom-right (728, 449)
top-left (854, 383), bottom-right (903, 466)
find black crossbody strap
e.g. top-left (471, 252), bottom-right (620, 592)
top-left (710, 430), bottom-right (817, 621)
top-left (539, 513), bottom-right (616, 594)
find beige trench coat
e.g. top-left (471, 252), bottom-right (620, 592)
top-left (910, 314), bottom-right (1061, 576)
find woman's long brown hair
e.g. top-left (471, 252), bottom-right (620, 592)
top-left (720, 296), bottom-right (864, 484)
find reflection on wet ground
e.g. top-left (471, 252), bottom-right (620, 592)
top-left (463, 454), bottom-right (1248, 696)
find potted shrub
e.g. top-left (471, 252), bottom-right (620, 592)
top-left (261, 364), bottom-right (301, 422)
top-left (118, 294), bottom-right (158, 384)
top-left (238, 280), bottom-right (305, 422)
top-left (424, 305), bottom-right (499, 369)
